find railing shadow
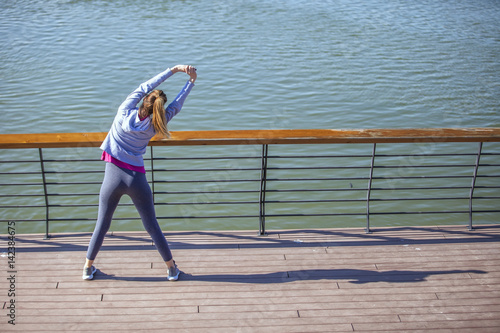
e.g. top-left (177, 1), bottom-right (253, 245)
top-left (3, 225), bottom-right (499, 253)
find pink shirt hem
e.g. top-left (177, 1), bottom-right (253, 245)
top-left (101, 151), bottom-right (146, 174)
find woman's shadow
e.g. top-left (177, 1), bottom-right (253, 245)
top-left (97, 268), bottom-right (486, 284)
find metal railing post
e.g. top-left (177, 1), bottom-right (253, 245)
top-left (469, 142), bottom-right (483, 231)
top-left (366, 143), bottom-right (376, 234)
top-left (259, 144), bottom-right (269, 236)
top-left (150, 146), bottom-right (156, 203)
top-left (38, 148), bottom-right (50, 239)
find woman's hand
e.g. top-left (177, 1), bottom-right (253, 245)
top-left (171, 65), bottom-right (197, 83)
top-left (186, 65), bottom-right (197, 83)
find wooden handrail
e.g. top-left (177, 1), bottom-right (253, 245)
top-left (0, 128), bottom-right (499, 149)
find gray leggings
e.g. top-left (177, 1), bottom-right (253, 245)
top-left (86, 162), bottom-right (173, 262)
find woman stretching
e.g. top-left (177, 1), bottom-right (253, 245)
top-left (83, 65), bottom-right (197, 281)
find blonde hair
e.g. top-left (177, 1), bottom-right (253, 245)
top-left (140, 90), bottom-right (169, 138)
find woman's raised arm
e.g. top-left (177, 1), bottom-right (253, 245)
top-left (170, 65), bottom-right (197, 83)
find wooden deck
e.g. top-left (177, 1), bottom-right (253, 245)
top-left (1, 225), bottom-right (500, 332)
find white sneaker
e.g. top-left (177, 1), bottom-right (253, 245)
top-left (82, 266), bottom-right (97, 280)
top-left (167, 262), bottom-right (180, 281)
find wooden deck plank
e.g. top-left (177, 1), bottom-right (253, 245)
top-left (1, 225), bottom-right (499, 332)
top-left (13, 298), bottom-right (500, 313)
top-left (352, 320), bottom-right (500, 332)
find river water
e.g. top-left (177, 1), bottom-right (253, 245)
top-left (1, 0), bottom-right (499, 233)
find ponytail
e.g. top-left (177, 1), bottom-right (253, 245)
top-left (152, 94), bottom-right (169, 138)
top-left (141, 90), bottom-right (169, 138)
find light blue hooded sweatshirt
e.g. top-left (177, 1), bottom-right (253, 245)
top-left (100, 68), bottom-right (194, 167)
